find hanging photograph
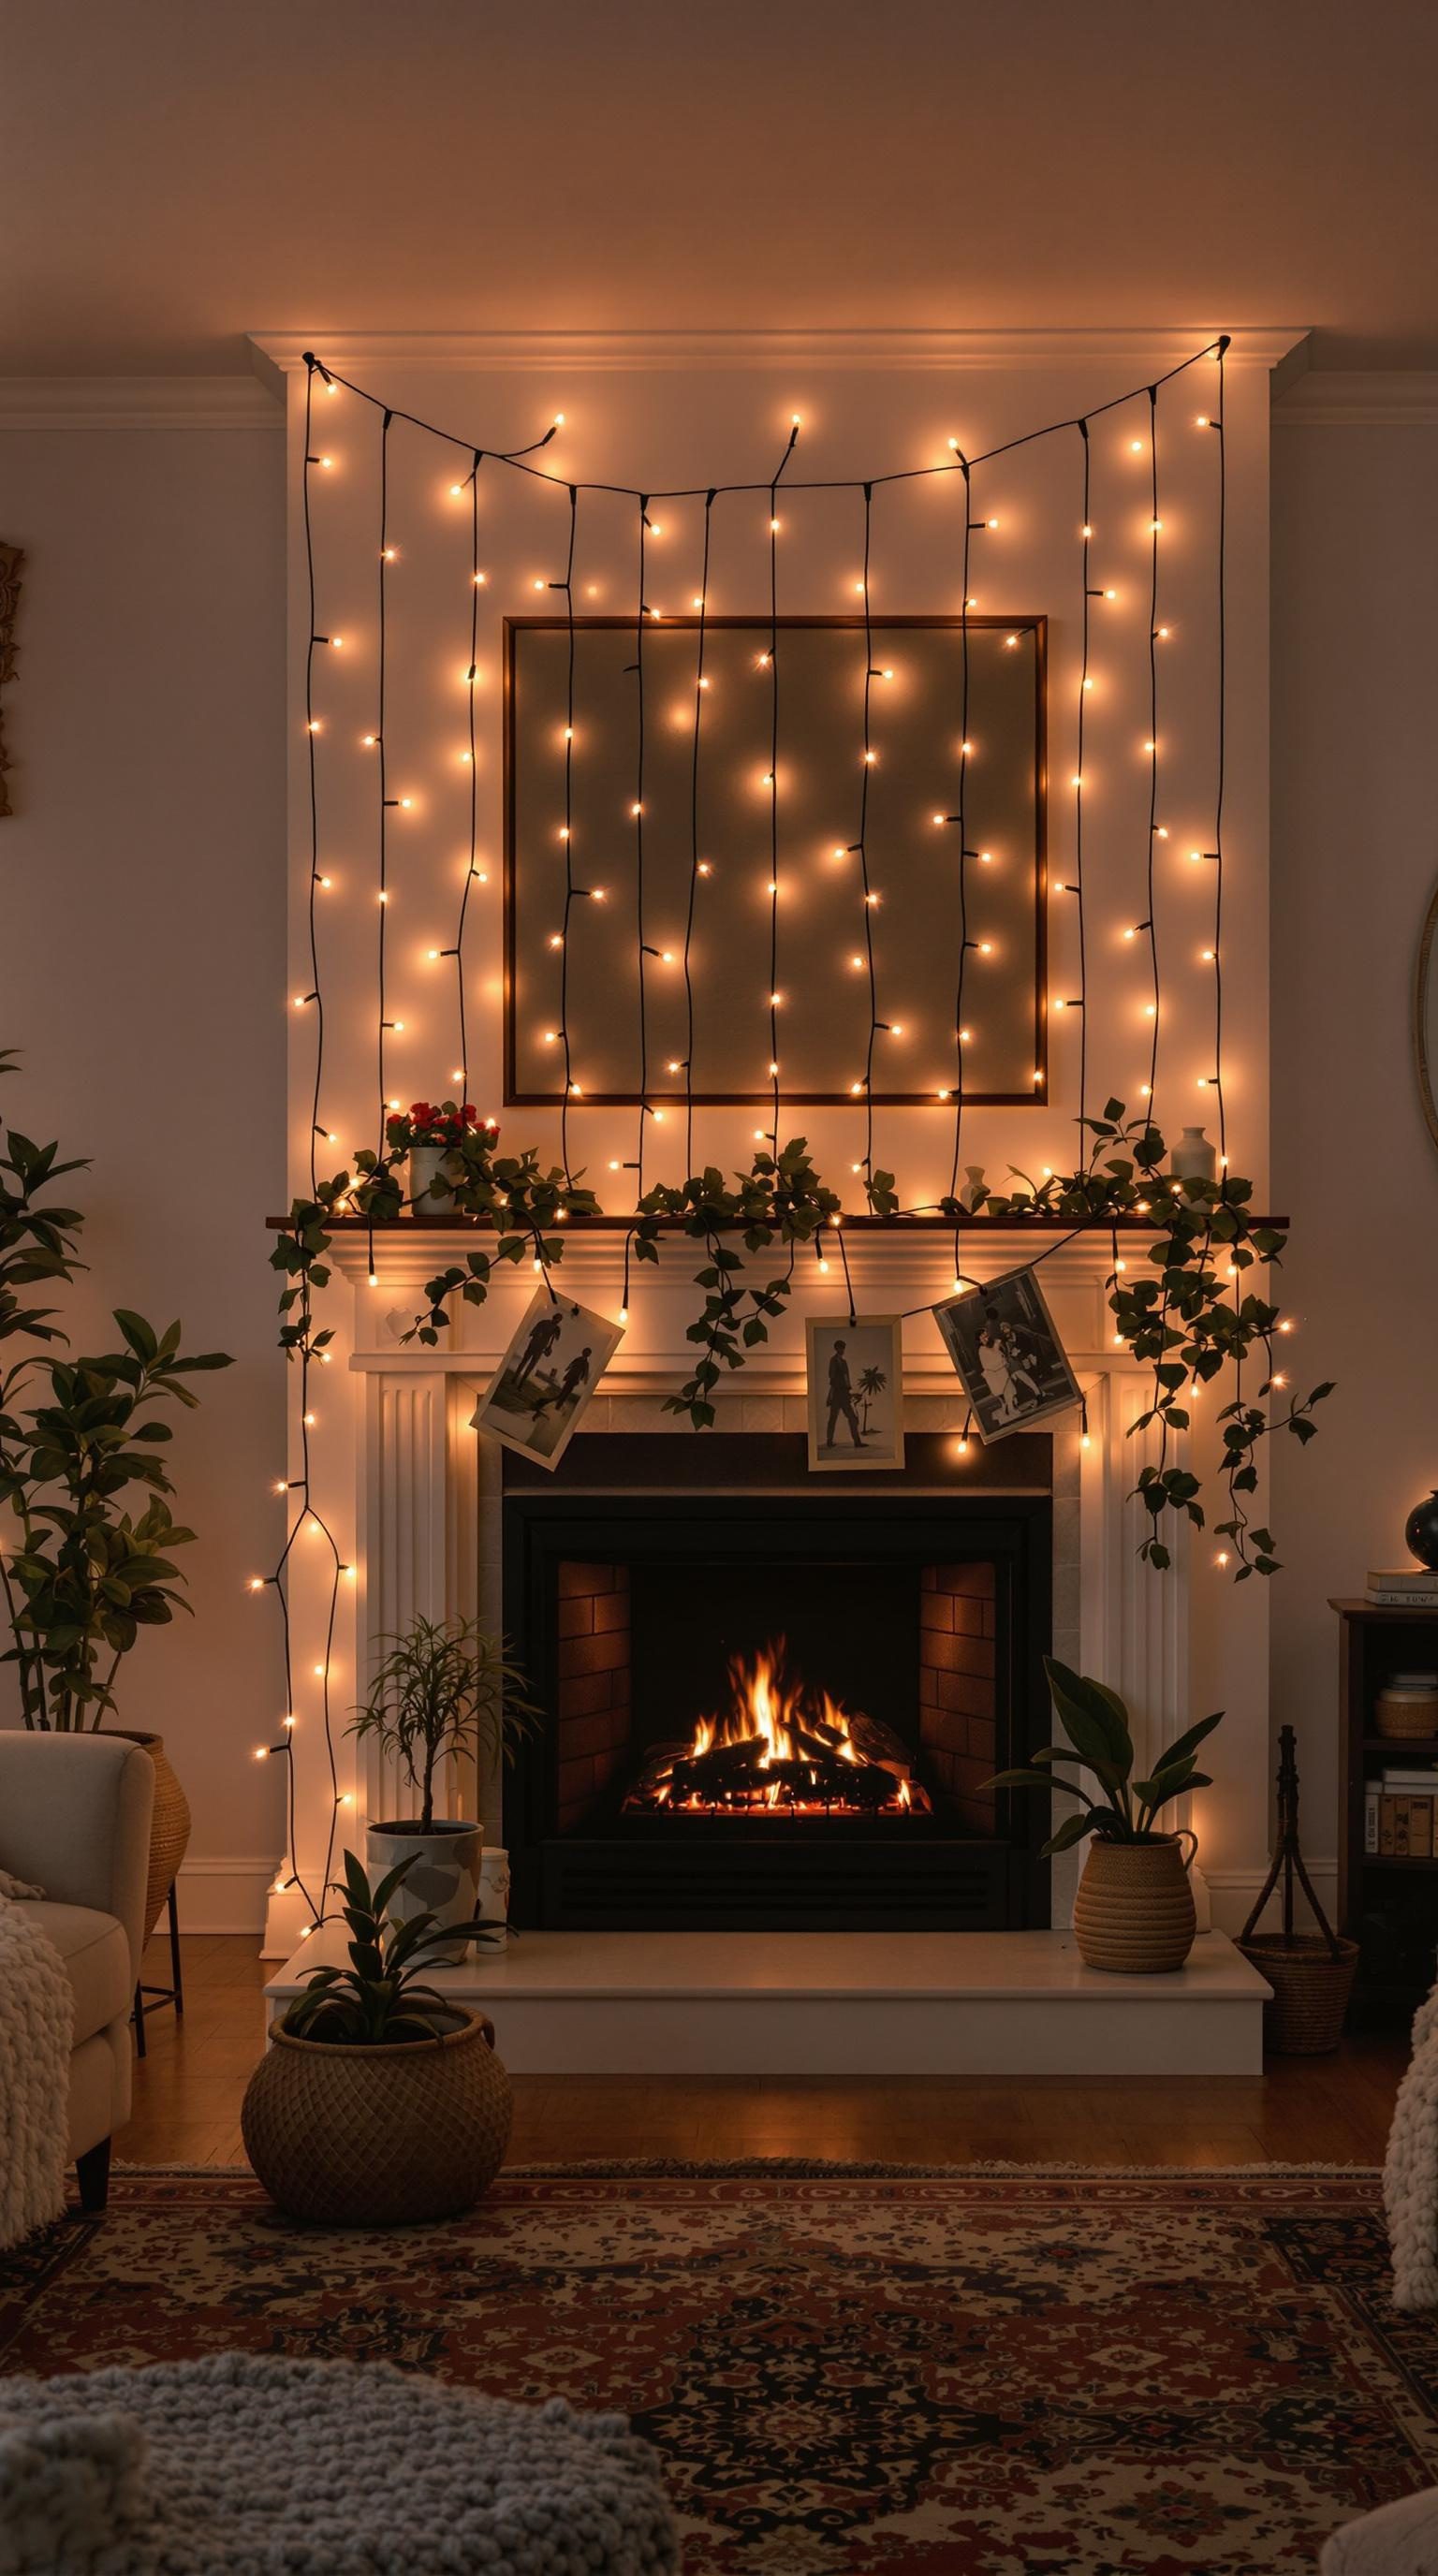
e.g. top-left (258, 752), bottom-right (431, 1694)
top-left (470, 1288), bottom-right (624, 1469)
top-left (804, 1314), bottom-right (906, 1472)
top-left (932, 1266), bottom-right (1079, 1443)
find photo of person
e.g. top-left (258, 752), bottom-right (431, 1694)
top-left (470, 1287), bottom-right (624, 1468)
top-left (932, 1265), bottom-right (1080, 1443)
top-left (805, 1314), bottom-right (905, 1472)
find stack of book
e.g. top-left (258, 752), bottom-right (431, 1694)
top-left (1368, 1567), bottom-right (1438, 1609)
top-left (1367, 1769), bottom-right (1438, 1854)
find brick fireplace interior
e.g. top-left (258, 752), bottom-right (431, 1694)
top-left (501, 1433), bottom-right (1052, 1932)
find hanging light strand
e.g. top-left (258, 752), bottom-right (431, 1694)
top-left (450, 449), bottom-right (484, 1107)
top-left (1211, 336), bottom-right (1230, 1173)
top-left (948, 455), bottom-right (973, 1274)
top-left (683, 491), bottom-right (716, 1178)
top-left (1073, 420), bottom-right (1093, 1144)
top-left (558, 482), bottom-right (580, 1182)
top-left (853, 482), bottom-right (881, 1178)
top-left (301, 357), bottom-right (326, 1197)
top-left (1143, 385), bottom-right (1162, 1132)
top-left (766, 420), bottom-right (800, 1154)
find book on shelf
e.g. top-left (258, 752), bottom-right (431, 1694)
top-left (1380, 1768), bottom-right (1438, 1790)
top-left (1369, 1788), bottom-right (1437, 1857)
top-left (1370, 1569), bottom-right (1438, 1590)
top-left (1367, 1591), bottom-right (1438, 1610)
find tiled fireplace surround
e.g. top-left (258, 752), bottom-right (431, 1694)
top-left (262, 1221), bottom-right (1262, 1958)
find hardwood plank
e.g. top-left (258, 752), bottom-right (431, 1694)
top-left (113, 1936), bottom-right (1410, 2171)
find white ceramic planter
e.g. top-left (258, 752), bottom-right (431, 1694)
top-left (366, 1819), bottom-right (483, 1961)
top-left (477, 1846), bottom-right (510, 1951)
top-left (407, 1144), bottom-right (455, 1215)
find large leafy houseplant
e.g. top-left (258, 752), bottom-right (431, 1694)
top-left (0, 1061), bottom-right (231, 1730)
top-left (990, 1654), bottom-right (1223, 1858)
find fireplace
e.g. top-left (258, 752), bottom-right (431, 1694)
top-left (502, 1434), bottom-right (1051, 1930)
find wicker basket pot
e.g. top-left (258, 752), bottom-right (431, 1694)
top-left (1238, 1933), bottom-right (1360, 2055)
top-left (1073, 1832), bottom-right (1198, 1973)
top-left (242, 2009), bottom-right (512, 2227)
top-left (100, 1730), bottom-right (190, 1942)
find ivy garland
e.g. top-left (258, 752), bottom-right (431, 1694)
top-left (269, 1098), bottom-right (1329, 1582)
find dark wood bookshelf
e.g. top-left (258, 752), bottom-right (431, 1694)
top-left (1336, 1597), bottom-right (1438, 2026)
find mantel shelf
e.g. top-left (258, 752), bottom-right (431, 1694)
top-left (268, 1211), bottom-right (1288, 1234)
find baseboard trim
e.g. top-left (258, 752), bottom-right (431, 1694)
top-left (175, 1858), bottom-right (276, 1936)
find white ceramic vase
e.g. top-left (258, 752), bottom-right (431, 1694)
top-left (366, 1819), bottom-right (483, 1962)
top-left (1170, 1125), bottom-right (1217, 1183)
top-left (407, 1144), bottom-right (455, 1215)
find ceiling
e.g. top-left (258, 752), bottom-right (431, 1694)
top-left (7, 0), bottom-right (1438, 375)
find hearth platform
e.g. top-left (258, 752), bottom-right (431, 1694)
top-left (265, 1929), bottom-right (1268, 2075)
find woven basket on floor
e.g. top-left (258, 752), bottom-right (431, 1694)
top-left (1238, 1933), bottom-right (1360, 2055)
top-left (242, 2009), bottom-right (512, 2227)
top-left (101, 1730), bottom-right (190, 1940)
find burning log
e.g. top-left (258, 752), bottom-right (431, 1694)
top-left (621, 1637), bottom-right (932, 1817)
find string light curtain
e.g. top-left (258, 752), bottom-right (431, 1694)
top-left (263, 336), bottom-right (1243, 1923)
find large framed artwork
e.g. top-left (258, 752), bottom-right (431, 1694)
top-left (505, 614), bottom-right (1046, 1108)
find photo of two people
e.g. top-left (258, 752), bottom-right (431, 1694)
top-left (469, 1288), bottom-right (624, 1467)
top-left (932, 1265), bottom-right (1080, 1442)
top-left (804, 1315), bottom-right (906, 1472)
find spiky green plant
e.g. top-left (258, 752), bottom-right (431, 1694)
top-left (988, 1654), bottom-right (1223, 1857)
top-left (278, 1851), bottom-right (498, 2045)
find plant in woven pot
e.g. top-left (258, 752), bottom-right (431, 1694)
top-left (242, 1850), bottom-right (512, 2226)
top-left (989, 1656), bottom-right (1223, 1973)
top-left (350, 1615), bottom-right (540, 1963)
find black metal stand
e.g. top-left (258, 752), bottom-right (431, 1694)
top-left (132, 1881), bottom-right (183, 2058)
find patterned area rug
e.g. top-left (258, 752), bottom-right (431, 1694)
top-left (2, 2163), bottom-right (1434, 2574)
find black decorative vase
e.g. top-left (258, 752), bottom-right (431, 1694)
top-left (1405, 1490), bottom-right (1438, 1571)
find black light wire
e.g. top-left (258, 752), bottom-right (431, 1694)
top-left (682, 492), bottom-right (716, 1178)
top-left (947, 455), bottom-right (974, 1282)
top-left (1142, 385), bottom-right (1163, 1134)
top-left (765, 421), bottom-right (800, 1156)
top-left (852, 484), bottom-right (882, 1182)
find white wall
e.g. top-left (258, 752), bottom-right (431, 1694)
top-left (0, 417), bottom-right (288, 1928)
top-left (1269, 405), bottom-right (1438, 1864)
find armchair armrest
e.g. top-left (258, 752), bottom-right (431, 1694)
top-left (0, 1733), bottom-right (155, 1983)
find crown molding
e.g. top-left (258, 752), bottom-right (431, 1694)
top-left (1272, 369), bottom-right (1438, 427)
top-left (248, 325), bottom-right (1307, 389)
top-left (0, 376), bottom-right (282, 431)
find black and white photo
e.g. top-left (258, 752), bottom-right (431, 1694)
top-left (805, 1315), bottom-right (905, 1472)
top-left (470, 1288), bottom-right (624, 1468)
top-left (932, 1266), bottom-right (1080, 1442)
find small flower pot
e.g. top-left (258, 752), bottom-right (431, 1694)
top-left (242, 2009), bottom-right (512, 2226)
top-left (366, 1819), bottom-right (483, 1962)
top-left (1073, 1831), bottom-right (1198, 1973)
top-left (407, 1144), bottom-right (455, 1216)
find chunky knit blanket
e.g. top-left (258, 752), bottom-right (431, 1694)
top-left (0, 1888), bottom-right (72, 2254)
top-left (1385, 1973), bottom-right (1438, 2310)
top-left (0, 2354), bottom-right (678, 2575)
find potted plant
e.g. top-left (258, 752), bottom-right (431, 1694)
top-left (1, 1068), bottom-right (230, 1933)
top-left (989, 1656), bottom-right (1222, 1973)
top-left (349, 1614), bottom-right (540, 1959)
top-left (385, 1099), bottom-right (487, 1215)
top-left (242, 1851), bottom-right (512, 2225)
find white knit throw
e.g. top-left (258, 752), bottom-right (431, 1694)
top-left (1385, 1975), bottom-right (1438, 2309)
top-left (0, 2355), bottom-right (677, 2575)
top-left (0, 1897), bottom-right (73, 2253)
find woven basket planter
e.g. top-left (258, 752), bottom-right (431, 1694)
top-left (102, 1729), bottom-right (190, 1941)
top-left (242, 2010), bottom-right (512, 2227)
top-left (1072, 1833), bottom-right (1197, 1974)
top-left (1238, 1933), bottom-right (1360, 2055)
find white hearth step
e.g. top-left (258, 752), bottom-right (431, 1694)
top-left (265, 1928), bottom-right (1267, 2076)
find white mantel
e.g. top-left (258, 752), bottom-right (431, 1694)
top-left (261, 1219), bottom-right (1277, 1957)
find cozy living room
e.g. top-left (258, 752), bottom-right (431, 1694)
top-left (4, 5), bottom-right (1438, 2569)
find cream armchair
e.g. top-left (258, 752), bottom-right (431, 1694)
top-left (0, 1732), bottom-right (154, 2211)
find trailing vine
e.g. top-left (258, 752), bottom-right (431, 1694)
top-left (266, 1100), bottom-right (1329, 1582)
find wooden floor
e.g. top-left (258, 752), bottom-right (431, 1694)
top-left (117, 1934), bottom-right (1409, 2171)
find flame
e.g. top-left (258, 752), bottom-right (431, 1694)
top-left (701, 1638), bottom-right (855, 1769)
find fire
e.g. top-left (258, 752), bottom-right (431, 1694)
top-left (623, 1636), bottom-right (930, 1818)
